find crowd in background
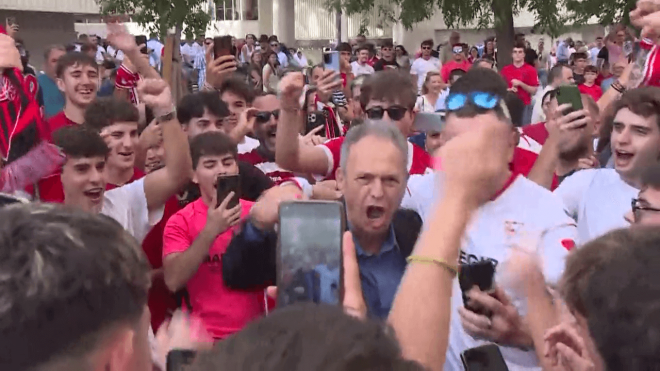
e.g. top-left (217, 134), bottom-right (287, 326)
top-left (2, 1), bottom-right (660, 371)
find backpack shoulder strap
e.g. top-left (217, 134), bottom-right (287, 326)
top-left (392, 208), bottom-right (423, 258)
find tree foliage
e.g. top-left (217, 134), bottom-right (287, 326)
top-left (330, 0), bottom-right (636, 38)
top-left (96, 0), bottom-right (212, 39)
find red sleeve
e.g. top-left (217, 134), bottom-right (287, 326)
top-left (319, 137), bottom-right (344, 179)
top-left (578, 84), bottom-right (588, 95)
top-left (162, 211), bottom-right (193, 258)
top-left (441, 64), bottom-right (450, 83)
top-left (524, 65), bottom-right (539, 87)
top-left (115, 66), bottom-right (137, 89)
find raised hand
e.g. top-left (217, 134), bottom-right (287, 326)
top-left (204, 191), bottom-right (242, 237)
top-left (153, 310), bottom-right (213, 371)
top-left (205, 43), bottom-right (237, 88)
top-left (0, 34), bottom-right (21, 71)
top-left (437, 112), bottom-right (513, 206)
top-left (137, 78), bottom-right (174, 117)
top-left (278, 71), bottom-right (305, 111)
top-left (544, 323), bottom-right (596, 371)
top-left (316, 69), bottom-right (342, 103)
top-left (106, 21), bottom-right (138, 53)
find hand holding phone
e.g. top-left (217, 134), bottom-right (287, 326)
top-left (213, 36), bottom-right (233, 59)
top-left (459, 261), bottom-right (496, 315)
top-left (461, 344), bottom-right (510, 371)
top-left (205, 191), bottom-right (242, 237)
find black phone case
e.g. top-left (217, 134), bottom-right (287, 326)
top-left (306, 111), bottom-right (326, 135)
top-left (214, 36), bottom-right (233, 58)
top-left (461, 344), bottom-right (510, 371)
top-left (216, 175), bottom-right (241, 209)
top-left (459, 261), bottom-right (496, 315)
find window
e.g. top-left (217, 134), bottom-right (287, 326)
top-left (214, 0), bottom-right (258, 21)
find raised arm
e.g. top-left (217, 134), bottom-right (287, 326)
top-left (106, 22), bottom-right (160, 80)
top-left (138, 79), bottom-right (192, 213)
top-left (275, 72), bottom-right (334, 175)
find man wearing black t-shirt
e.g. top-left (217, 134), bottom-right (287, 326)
top-left (373, 41), bottom-right (400, 71)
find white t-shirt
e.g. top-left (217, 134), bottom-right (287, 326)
top-left (101, 178), bottom-right (164, 243)
top-left (554, 168), bottom-right (637, 244)
top-left (350, 61), bottom-right (375, 77)
top-left (410, 57), bottom-right (441, 93)
top-left (238, 136), bottom-right (260, 154)
top-left (531, 85), bottom-right (554, 124)
top-left (95, 46), bottom-right (105, 64)
top-left (402, 173), bottom-right (577, 371)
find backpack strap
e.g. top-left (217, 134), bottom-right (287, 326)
top-left (392, 208), bottom-right (423, 258)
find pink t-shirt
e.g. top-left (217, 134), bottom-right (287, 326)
top-left (162, 198), bottom-right (266, 339)
top-left (500, 63), bottom-right (539, 105)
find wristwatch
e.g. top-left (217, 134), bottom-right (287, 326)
top-left (157, 109), bottom-right (176, 123)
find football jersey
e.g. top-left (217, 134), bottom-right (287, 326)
top-left (640, 38), bottom-right (660, 87)
top-left (554, 168), bottom-right (637, 244)
top-left (239, 147), bottom-right (295, 184)
top-left (402, 172), bottom-right (577, 370)
top-left (115, 64), bottom-right (142, 105)
top-left (319, 137), bottom-right (433, 181)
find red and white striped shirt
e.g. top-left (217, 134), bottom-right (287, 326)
top-left (115, 64), bottom-right (142, 105)
top-left (239, 148), bottom-right (295, 184)
top-left (641, 38), bottom-right (660, 88)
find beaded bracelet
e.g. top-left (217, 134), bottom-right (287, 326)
top-left (406, 255), bottom-right (459, 277)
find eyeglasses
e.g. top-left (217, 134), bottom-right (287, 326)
top-left (255, 110), bottom-right (280, 123)
top-left (631, 198), bottom-right (660, 222)
top-left (446, 92), bottom-right (501, 112)
top-left (365, 106), bottom-right (408, 121)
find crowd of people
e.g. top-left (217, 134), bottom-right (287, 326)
top-left (2, 1), bottom-right (660, 370)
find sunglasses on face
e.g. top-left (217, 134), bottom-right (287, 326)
top-left (255, 110), bottom-right (280, 123)
top-left (365, 106), bottom-right (408, 121)
top-left (421, 46), bottom-right (432, 50)
top-left (446, 92), bottom-right (501, 112)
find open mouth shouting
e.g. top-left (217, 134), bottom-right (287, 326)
top-left (77, 86), bottom-right (95, 100)
top-left (614, 149), bottom-right (634, 168)
top-left (83, 187), bottom-right (104, 204)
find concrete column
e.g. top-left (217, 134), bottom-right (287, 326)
top-left (257, 0), bottom-right (273, 36)
top-left (272, 0), bottom-right (295, 44)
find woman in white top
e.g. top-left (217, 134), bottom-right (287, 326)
top-left (262, 51), bottom-right (281, 93)
top-left (241, 34), bottom-right (256, 64)
top-left (415, 71), bottom-right (443, 113)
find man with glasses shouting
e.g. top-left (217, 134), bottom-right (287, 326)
top-left (275, 70), bottom-right (433, 183)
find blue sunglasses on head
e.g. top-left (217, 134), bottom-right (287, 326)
top-left (445, 92), bottom-right (501, 112)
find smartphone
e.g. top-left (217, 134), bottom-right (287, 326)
top-left (216, 174), bottom-right (240, 209)
top-left (213, 35), bottom-right (233, 58)
top-left (277, 201), bottom-right (345, 307)
top-left (413, 112), bottom-right (445, 132)
top-left (556, 85), bottom-right (583, 116)
top-left (461, 344), bottom-right (510, 371)
top-left (459, 260), bottom-right (496, 315)
top-left (166, 349), bottom-right (196, 371)
top-left (134, 35), bottom-right (148, 54)
top-left (323, 50), bottom-right (340, 72)
top-left (306, 111), bottom-right (327, 134)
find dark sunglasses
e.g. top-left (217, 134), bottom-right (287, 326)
top-left (631, 198), bottom-right (660, 222)
top-left (421, 46), bottom-right (432, 50)
top-left (365, 106), bottom-right (408, 121)
top-left (255, 110), bottom-right (280, 123)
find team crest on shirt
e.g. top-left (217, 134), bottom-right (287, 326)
top-left (504, 220), bottom-right (524, 237)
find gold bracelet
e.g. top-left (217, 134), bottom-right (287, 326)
top-left (406, 255), bottom-right (459, 277)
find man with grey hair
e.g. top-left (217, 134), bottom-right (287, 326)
top-left (222, 120), bottom-right (424, 319)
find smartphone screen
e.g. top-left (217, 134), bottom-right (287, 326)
top-left (216, 174), bottom-right (240, 209)
top-left (213, 36), bottom-right (233, 58)
top-left (277, 201), bottom-right (345, 307)
top-left (323, 51), bottom-right (340, 72)
top-left (461, 344), bottom-right (510, 371)
top-left (556, 85), bottom-right (583, 115)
